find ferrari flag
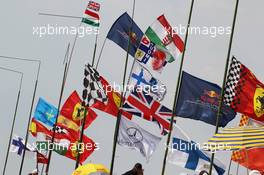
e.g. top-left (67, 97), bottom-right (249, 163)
top-left (224, 56), bottom-right (264, 121)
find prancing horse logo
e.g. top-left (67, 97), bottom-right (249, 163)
top-left (126, 127), bottom-right (143, 143)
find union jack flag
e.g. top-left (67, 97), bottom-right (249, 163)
top-left (122, 89), bottom-right (174, 135)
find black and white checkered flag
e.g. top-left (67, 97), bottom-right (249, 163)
top-left (82, 64), bottom-right (108, 107)
top-left (223, 56), bottom-right (243, 106)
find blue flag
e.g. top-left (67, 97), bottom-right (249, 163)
top-left (34, 98), bottom-right (58, 127)
top-left (107, 12), bottom-right (143, 57)
top-left (176, 72), bottom-right (236, 127)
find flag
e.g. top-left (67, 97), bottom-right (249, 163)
top-left (118, 117), bottom-right (161, 161)
top-left (31, 119), bottom-right (95, 163)
top-left (37, 152), bottom-right (48, 164)
top-left (204, 126), bottom-right (264, 151)
top-left (168, 125), bottom-right (226, 175)
top-left (231, 116), bottom-right (264, 172)
top-left (34, 98), bottom-right (58, 127)
top-left (128, 61), bottom-right (167, 101)
top-left (176, 71), bottom-right (236, 127)
top-left (106, 12), bottom-right (143, 57)
top-left (82, 64), bottom-right (107, 107)
top-left (135, 15), bottom-right (184, 72)
top-left (122, 88), bottom-right (173, 135)
top-left (10, 135), bottom-right (36, 158)
top-left (91, 76), bottom-right (132, 119)
top-left (61, 91), bottom-right (98, 129)
top-left (33, 98), bottom-right (80, 131)
top-left (82, 1), bottom-right (100, 27)
top-left (72, 163), bottom-right (110, 175)
top-left (224, 56), bottom-right (264, 121)
top-left (135, 35), bottom-right (170, 72)
top-left (146, 15), bottom-right (184, 61)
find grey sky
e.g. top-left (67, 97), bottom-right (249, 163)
top-left (0, 0), bottom-right (263, 174)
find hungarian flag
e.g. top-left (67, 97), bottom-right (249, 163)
top-left (136, 15), bottom-right (184, 72)
top-left (224, 57), bottom-right (264, 121)
top-left (60, 91), bottom-right (98, 129)
top-left (231, 116), bottom-right (264, 172)
top-left (82, 1), bottom-right (100, 27)
top-left (91, 76), bottom-right (132, 119)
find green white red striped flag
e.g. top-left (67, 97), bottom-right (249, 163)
top-left (82, 1), bottom-right (100, 27)
top-left (145, 15), bottom-right (184, 63)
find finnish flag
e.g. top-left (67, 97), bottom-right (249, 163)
top-left (168, 126), bottom-right (225, 175)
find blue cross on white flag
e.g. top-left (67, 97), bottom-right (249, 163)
top-left (10, 135), bottom-right (36, 158)
top-left (129, 61), bottom-right (166, 101)
top-left (167, 125), bottom-right (226, 175)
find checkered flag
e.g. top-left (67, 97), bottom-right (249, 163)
top-left (223, 56), bottom-right (245, 108)
top-left (82, 64), bottom-right (107, 107)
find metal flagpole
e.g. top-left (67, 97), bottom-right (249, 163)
top-left (75, 19), bottom-right (101, 168)
top-left (95, 38), bottom-right (107, 69)
top-left (208, 0), bottom-right (240, 174)
top-left (0, 55), bottom-right (41, 175)
top-left (160, 0), bottom-right (195, 174)
top-left (1, 67), bottom-right (23, 175)
top-left (45, 43), bottom-right (70, 175)
top-left (227, 159), bottom-right (233, 175)
top-left (109, 0), bottom-right (136, 174)
top-left (19, 60), bottom-right (41, 175)
top-left (236, 163), bottom-right (240, 175)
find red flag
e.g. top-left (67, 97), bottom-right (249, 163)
top-left (60, 91), bottom-right (97, 128)
top-left (232, 116), bottom-right (264, 172)
top-left (30, 119), bottom-right (95, 163)
top-left (224, 57), bottom-right (264, 121)
top-left (91, 76), bottom-right (132, 119)
top-left (37, 152), bottom-right (48, 164)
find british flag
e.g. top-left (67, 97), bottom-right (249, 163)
top-left (122, 89), bottom-right (174, 135)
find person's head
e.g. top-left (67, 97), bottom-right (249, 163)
top-left (199, 170), bottom-right (209, 175)
top-left (133, 163), bottom-right (143, 174)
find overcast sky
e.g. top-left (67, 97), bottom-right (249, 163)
top-left (0, 0), bottom-right (263, 174)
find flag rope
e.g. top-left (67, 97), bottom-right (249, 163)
top-left (208, 0), bottom-right (240, 174)
top-left (1, 68), bottom-right (23, 175)
top-left (161, 0), bottom-right (195, 174)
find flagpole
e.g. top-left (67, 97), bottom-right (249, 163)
top-left (109, 0), bottom-right (136, 174)
top-left (0, 55), bottom-right (41, 175)
top-left (236, 163), bottom-right (239, 175)
top-left (160, 0), bottom-right (195, 174)
top-left (45, 43), bottom-right (70, 175)
top-left (227, 159), bottom-right (232, 175)
top-left (19, 60), bottom-right (41, 175)
top-left (208, 0), bottom-right (240, 174)
top-left (75, 21), bottom-right (101, 169)
top-left (95, 38), bottom-right (107, 69)
top-left (1, 67), bottom-right (23, 175)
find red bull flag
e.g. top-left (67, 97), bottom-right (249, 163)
top-left (224, 57), bottom-right (264, 121)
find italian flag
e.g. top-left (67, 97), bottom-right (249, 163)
top-left (82, 1), bottom-right (100, 27)
top-left (145, 15), bottom-right (184, 63)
